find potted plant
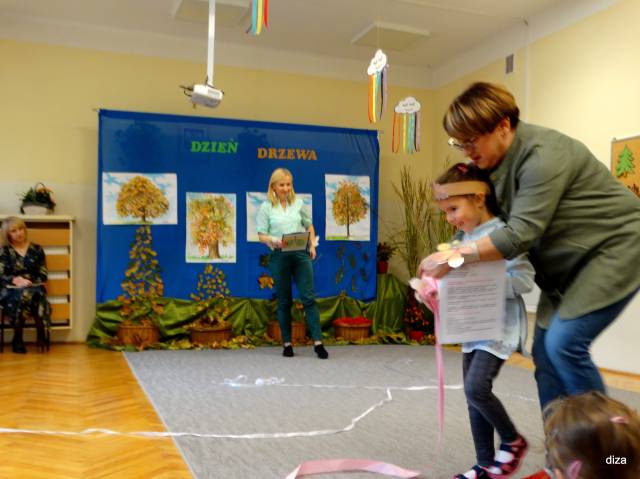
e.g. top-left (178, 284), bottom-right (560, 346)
top-left (117, 225), bottom-right (162, 348)
top-left (390, 165), bottom-right (454, 278)
top-left (376, 242), bottom-right (396, 274)
top-left (389, 165), bottom-right (454, 340)
top-left (403, 298), bottom-right (434, 340)
top-left (20, 183), bottom-right (56, 214)
top-left (188, 265), bottom-right (233, 345)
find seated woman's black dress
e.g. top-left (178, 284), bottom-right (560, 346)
top-left (0, 243), bottom-right (51, 327)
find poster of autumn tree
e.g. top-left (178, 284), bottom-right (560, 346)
top-left (325, 174), bottom-right (370, 241)
top-left (102, 172), bottom-right (177, 224)
top-left (186, 192), bottom-right (237, 263)
top-left (611, 136), bottom-right (640, 198)
top-left (245, 192), bottom-right (313, 242)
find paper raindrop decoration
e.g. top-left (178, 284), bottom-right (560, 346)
top-left (248, 0), bottom-right (269, 35)
top-left (367, 50), bottom-right (388, 123)
top-left (392, 97), bottom-right (421, 154)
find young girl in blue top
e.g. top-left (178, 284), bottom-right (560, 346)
top-left (431, 163), bottom-right (534, 479)
top-left (256, 168), bottom-right (328, 359)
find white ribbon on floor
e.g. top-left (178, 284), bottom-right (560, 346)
top-left (0, 380), bottom-right (464, 439)
top-left (0, 378), bottom-right (533, 444)
top-left (0, 387), bottom-right (394, 439)
top-left (216, 375), bottom-right (464, 392)
top-left (223, 374), bottom-right (285, 387)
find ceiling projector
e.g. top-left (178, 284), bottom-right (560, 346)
top-left (180, 0), bottom-right (223, 109)
top-left (182, 84), bottom-right (224, 108)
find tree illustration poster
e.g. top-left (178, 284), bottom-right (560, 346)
top-left (186, 192), bottom-right (237, 263)
top-left (246, 192), bottom-right (313, 242)
top-left (325, 174), bottom-right (370, 241)
top-left (611, 136), bottom-right (640, 198)
top-left (102, 172), bottom-right (177, 225)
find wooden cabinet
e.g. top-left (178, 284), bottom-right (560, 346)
top-left (0, 215), bottom-right (74, 329)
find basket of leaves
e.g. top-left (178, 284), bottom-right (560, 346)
top-left (188, 265), bottom-right (233, 345)
top-left (332, 316), bottom-right (372, 341)
top-left (267, 300), bottom-right (307, 344)
top-left (117, 225), bottom-right (163, 348)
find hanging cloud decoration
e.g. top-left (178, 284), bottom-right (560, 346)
top-left (394, 96), bottom-right (421, 114)
top-left (367, 49), bottom-right (388, 75)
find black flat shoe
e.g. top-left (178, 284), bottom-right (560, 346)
top-left (314, 344), bottom-right (329, 359)
top-left (12, 342), bottom-right (27, 354)
top-left (282, 345), bottom-right (294, 357)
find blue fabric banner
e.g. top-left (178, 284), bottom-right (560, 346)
top-left (97, 110), bottom-right (379, 303)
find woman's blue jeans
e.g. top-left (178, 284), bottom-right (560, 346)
top-left (268, 250), bottom-right (322, 343)
top-left (532, 289), bottom-right (638, 410)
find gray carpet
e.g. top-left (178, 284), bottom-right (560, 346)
top-left (124, 345), bottom-right (640, 479)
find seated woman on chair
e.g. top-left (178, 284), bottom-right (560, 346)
top-left (0, 217), bottom-right (50, 353)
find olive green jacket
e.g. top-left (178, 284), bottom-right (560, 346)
top-left (489, 122), bottom-right (640, 327)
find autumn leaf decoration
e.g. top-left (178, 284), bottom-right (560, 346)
top-left (258, 272), bottom-right (274, 289)
top-left (190, 264), bottom-right (232, 329)
top-left (118, 225), bottom-right (164, 324)
top-left (116, 175), bottom-right (168, 223)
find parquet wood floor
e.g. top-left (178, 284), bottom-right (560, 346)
top-left (0, 344), bottom-right (191, 478)
top-left (0, 343), bottom-right (637, 478)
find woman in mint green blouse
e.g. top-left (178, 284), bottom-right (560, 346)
top-left (257, 168), bottom-right (328, 359)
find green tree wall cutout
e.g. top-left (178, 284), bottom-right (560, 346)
top-left (616, 144), bottom-right (635, 178)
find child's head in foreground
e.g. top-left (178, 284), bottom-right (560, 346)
top-left (433, 162), bottom-right (500, 233)
top-left (544, 390), bottom-right (640, 479)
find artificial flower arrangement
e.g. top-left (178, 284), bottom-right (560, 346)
top-left (20, 183), bottom-right (56, 214)
top-left (403, 300), bottom-right (433, 332)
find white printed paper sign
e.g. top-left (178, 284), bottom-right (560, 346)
top-left (437, 261), bottom-right (506, 344)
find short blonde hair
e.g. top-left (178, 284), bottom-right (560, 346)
top-left (1, 216), bottom-right (28, 246)
top-left (443, 82), bottom-right (520, 140)
top-left (267, 168), bottom-right (296, 206)
top-left (544, 391), bottom-right (640, 479)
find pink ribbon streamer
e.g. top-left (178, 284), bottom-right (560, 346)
top-left (410, 275), bottom-right (444, 438)
top-left (285, 458), bottom-right (421, 479)
top-left (284, 276), bottom-right (444, 479)
top-left (567, 460), bottom-right (582, 479)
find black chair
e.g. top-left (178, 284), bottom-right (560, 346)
top-left (0, 307), bottom-right (51, 353)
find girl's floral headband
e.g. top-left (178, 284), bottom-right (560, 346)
top-left (433, 181), bottom-right (490, 200)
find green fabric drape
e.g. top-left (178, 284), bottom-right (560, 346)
top-left (87, 274), bottom-right (409, 344)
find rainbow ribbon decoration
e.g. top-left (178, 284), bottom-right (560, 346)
top-left (248, 0), bottom-right (269, 35)
top-left (392, 97), bottom-right (421, 154)
top-left (367, 50), bottom-right (388, 123)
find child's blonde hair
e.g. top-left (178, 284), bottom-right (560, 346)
top-left (267, 168), bottom-right (296, 206)
top-left (544, 391), bottom-right (640, 479)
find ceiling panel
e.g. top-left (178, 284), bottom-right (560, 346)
top-left (0, 0), bottom-right (570, 69)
